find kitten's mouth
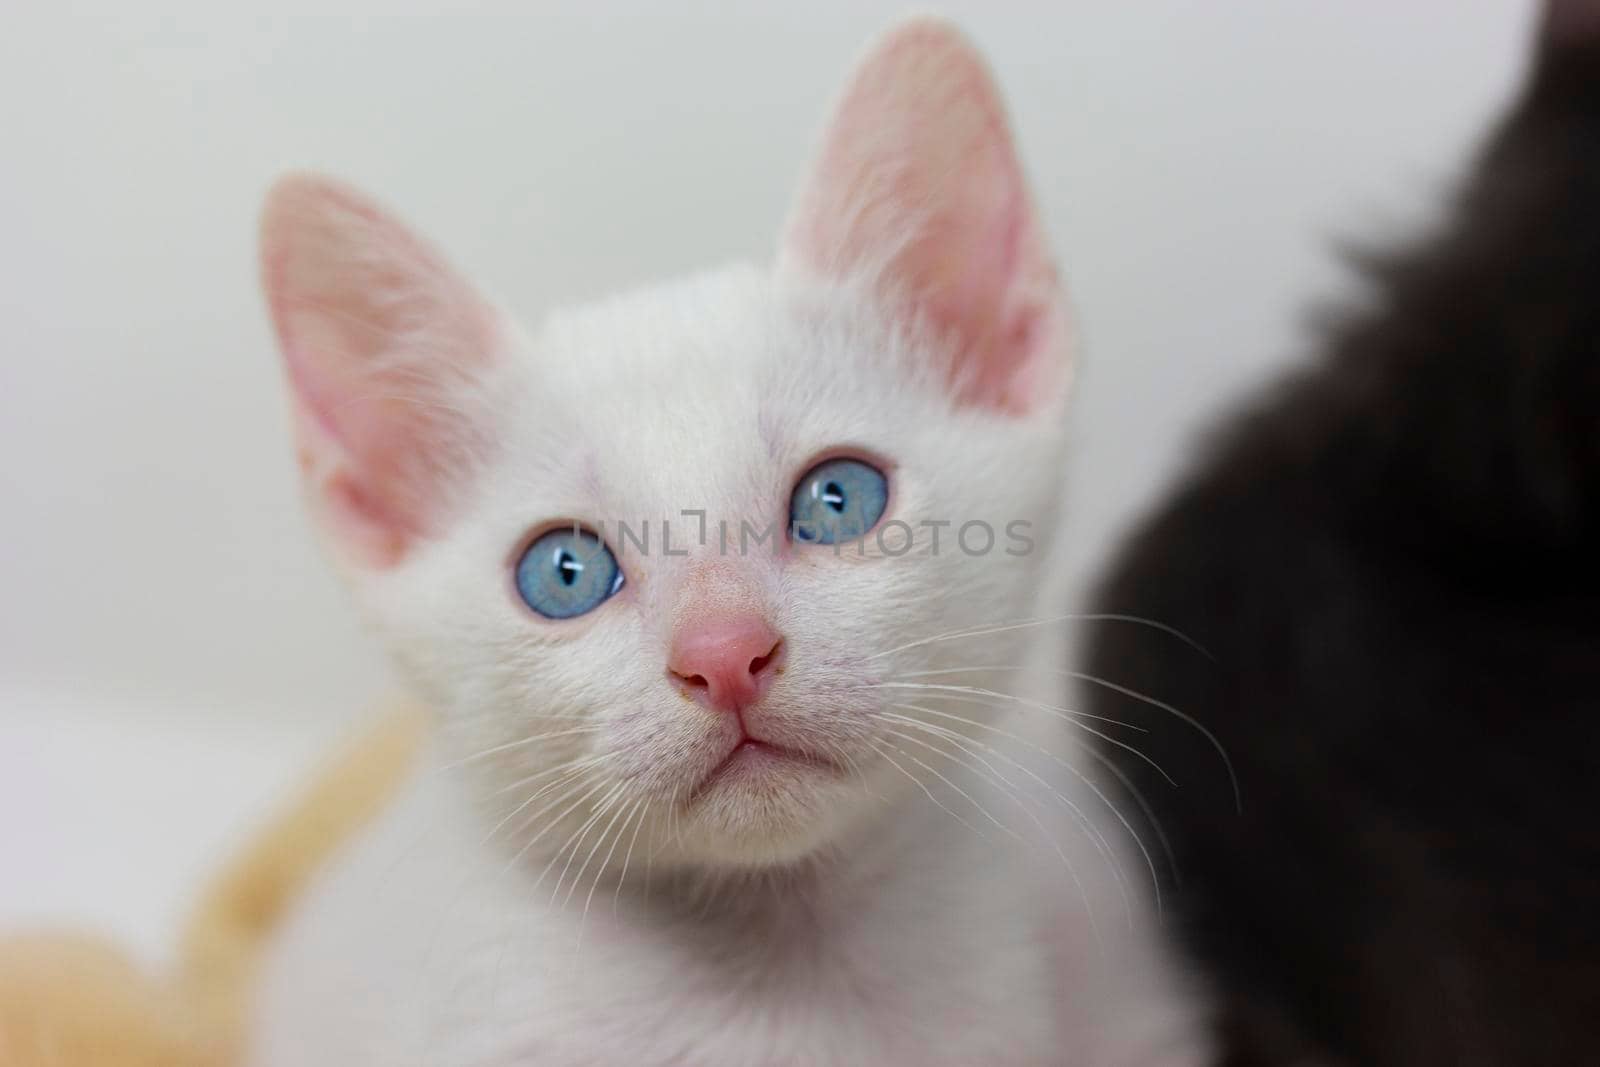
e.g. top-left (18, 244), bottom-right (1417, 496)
top-left (688, 738), bottom-right (839, 804)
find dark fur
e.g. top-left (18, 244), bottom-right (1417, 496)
top-left (1080, 23), bottom-right (1600, 1067)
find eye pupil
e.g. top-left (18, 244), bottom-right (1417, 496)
top-left (821, 481), bottom-right (847, 512)
top-left (556, 549), bottom-right (582, 586)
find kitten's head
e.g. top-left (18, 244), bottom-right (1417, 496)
top-left (260, 19), bottom-right (1072, 871)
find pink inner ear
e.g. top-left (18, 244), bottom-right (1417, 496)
top-left (781, 18), bottom-right (1069, 415)
top-left (261, 175), bottom-right (497, 568)
top-left (915, 141), bottom-right (1063, 415)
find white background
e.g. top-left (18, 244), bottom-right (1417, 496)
top-left (0, 3), bottom-right (1531, 964)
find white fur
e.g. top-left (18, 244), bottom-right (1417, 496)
top-left (252, 18), bottom-right (1213, 1064)
top-left (251, 268), bottom-right (1211, 1065)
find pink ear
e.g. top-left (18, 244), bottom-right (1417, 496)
top-left (780, 18), bottom-right (1068, 415)
top-left (259, 174), bottom-right (500, 568)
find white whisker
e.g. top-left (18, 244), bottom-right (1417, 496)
top-left (503, 777), bottom-right (613, 881)
top-left (574, 798), bottom-right (639, 951)
top-left (888, 700), bottom-right (1164, 913)
top-left (481, 754), bottom-right (609, 845)
top-left (613, 798), bottom-right (649, 919)
top-left (440, 726), bottom-right (605, 770)
top-left (868, 737), bottom-right (983, 836)
top-left (892, 664), bottom-right (1240, 812)
top-left (864, 683), bottom-right (1178, 790)
top-left (545, 783), bottom-right (625, 906)
top-left (881, 728), bottom-right (1022, 841)
top-left (867, 612), bottom-right (1214, 663)
top-left (880, 706), bottom-right (1131, 921)
top-left (490, 751), bottom-right (610, 799)
top-left (877, 715), bottom-right (1107, 945)
top-left (856, 680), bottom-right (1145, 730)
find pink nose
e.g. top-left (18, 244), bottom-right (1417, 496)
top-left (668, 616), bottom-right (784, 716)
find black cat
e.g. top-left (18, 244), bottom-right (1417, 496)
top-left (1081, 6), bottom-right (1600, 1064)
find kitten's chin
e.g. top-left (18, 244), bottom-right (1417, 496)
top-left (674, 760), bottom-right (865, 867)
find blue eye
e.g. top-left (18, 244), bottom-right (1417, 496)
top-left (790, 457), bottom-right (890, 545)
top-left (515, 527), bottom-right (623, 619)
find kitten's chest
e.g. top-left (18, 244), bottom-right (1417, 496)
top-left (482, 904), bottom-right (1063, 1066)
top-left (256, 769), bottom-right (1062, 1065)
top-left (254, 762), bottom-right (1208, 1067)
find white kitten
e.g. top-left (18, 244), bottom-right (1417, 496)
top-left (251, 18), bottom-right (1211, 1066)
